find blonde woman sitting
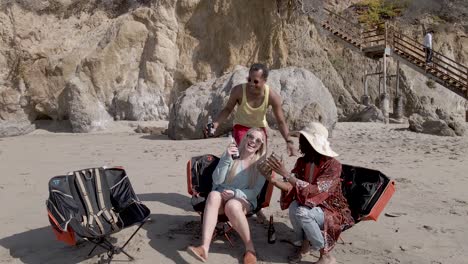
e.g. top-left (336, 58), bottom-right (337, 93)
top-left (188, 128), bottom-right (267, 264)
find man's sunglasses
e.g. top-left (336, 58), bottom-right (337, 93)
top-left (247, 77), bottom-right (259, 84)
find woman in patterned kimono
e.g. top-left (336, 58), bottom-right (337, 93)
top-left (263, 122), bottom-right (354, 264)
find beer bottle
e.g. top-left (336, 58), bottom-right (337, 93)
top-left (268, 215), bottom-right (276, 244)
top-left (206, 116), bottom-right (215, 137)
top-left (228, 132), bottom-right (240, 160)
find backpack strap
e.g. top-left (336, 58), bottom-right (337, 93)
top-left (75, 170), bottom-right (105, 235)
top-left (95, 168), bottom-right (120, 230)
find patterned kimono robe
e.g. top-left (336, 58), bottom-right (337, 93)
top-left (280, 156), bottom-right (355, 252)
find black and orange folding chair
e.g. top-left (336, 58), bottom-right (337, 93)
top-left (186, 154), bottom-right (274, 246)
top-left (341, 164), bottom-right (396, 223)
top-left (47, 166), bottom-right (150, 263)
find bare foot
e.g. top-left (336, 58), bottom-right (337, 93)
top-left (255, 209), bottom-right (267, 224)
top-left (187, 245), bottom-right (208, 262)
top-left (288, 240), bottom-right (310, 263)
top-left (315, 253), bottom-right (336, 264)
top-left (287, 248), bottom-right (303, 264)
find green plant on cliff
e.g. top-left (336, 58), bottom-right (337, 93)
top-left (330, 57), bottom-right (345, 71)
top-left (426, 79), bottom-right (436, 89)
top-left (353, 0), bottom-right (410, 27)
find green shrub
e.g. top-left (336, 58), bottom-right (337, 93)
top-left (330, 57), bottom-right (345, 70)
top-left (354, 0), bottom-right (410, 28)
top-left (431, 15), bottom-right (444, 24)
top-left (426, 79), bottom-right (436, 89)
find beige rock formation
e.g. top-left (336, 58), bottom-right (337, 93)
top-left (0, 0), bottom-right (466, 137)
top-left (168, 66), bottom-right (337, 140)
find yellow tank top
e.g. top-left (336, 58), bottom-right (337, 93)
top-left (233, 84), bottom-right (269, 128)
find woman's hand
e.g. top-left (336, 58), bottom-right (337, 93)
top-left (226, 143), bottom-right (238, 156)
top-left (266, 155), bottom-right (289, 178)
top-left (221, 190), bottom-right (235, 201)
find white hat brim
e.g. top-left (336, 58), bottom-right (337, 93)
top-left (299, 131), bottom-right (339, 157)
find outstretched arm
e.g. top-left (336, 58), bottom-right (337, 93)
top-left (270, 89), bottom-right (295, 156)
top-left (212, 85), bottom-right (241, 132)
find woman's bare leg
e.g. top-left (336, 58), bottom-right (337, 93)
top-left (224, 198), bottom-right (255, 252)
top-left (200, 191), bottom-right (223, 254)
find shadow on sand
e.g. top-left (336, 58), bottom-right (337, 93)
top-left (138, 192), bottom-right (299, 263)
top-left (139, 192), bottom-right (193, 212)
top-left (143, 213), bottom-right (297, 264)
top-left (0, 192), bottom-right (300, 264)
top-left (139, 134), bottom-right (171, 141)
top-left (0, 226), bottom-right (107, 264)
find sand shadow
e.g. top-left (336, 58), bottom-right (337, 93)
top-left (139, 134), bottom-right (171, 141)
top-left (144, 213), bottom-right (295, 264)
top-left (0, 213), bottom-right (297, 264)
top-left (138, 192), bottom-right (192, 211)
top-left (0, 226), bottom-right (101, 264)
top-left (392, 127), bottom-right (411, 132)
top-left (33, 120), bottom-right (73, 133)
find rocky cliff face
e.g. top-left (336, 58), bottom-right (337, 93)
top-left (0, 0), bottom-right (466, 136)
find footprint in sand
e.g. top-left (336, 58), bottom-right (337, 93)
top-left (348, 247), bottom-right (372, 255)
top-left (453, 199), bottom-right (467, 205)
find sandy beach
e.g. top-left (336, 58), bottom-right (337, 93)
top-left (0, 121), bottom-right (467, 264)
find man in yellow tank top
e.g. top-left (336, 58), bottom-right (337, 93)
top-left (207, 63), bottom-right (295, 156)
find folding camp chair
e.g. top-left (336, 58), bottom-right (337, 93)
top-left (186, 154), bottom-right (274, 246)
top-left (341, 164), bottom-right (395, 223)
top-left (47, 166), bottom-right (151, 263)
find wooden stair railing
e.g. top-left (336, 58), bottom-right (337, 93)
top-left (322, 8), bottom-right (363, 49)
top-left (391, 28), bottom-right (467, 95)
top-left (321, 9), bottom-right (468, 98)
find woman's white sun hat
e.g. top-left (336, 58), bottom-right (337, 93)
top-left (297, 122), bottom-right (338, 157)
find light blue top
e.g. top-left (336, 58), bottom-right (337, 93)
top-left (212, 152), bottom-right (266, 210)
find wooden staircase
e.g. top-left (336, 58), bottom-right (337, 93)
top-left (321, 8), bottom-right (468, 99)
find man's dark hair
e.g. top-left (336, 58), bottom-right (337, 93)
top-left (249, 63), bottom-right (269, 79)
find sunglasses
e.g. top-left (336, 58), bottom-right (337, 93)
top-left (247, 133), bottom-right (264, 145)
top-left (247, 77), bottom-right (259, 84)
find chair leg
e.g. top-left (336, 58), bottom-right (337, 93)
top-left (223, 223), bottom-right (234, 247)
top-left (211, 222), bottom-right (235, 247)
top-left (120, 220), bottom-right (147, 250)
top-left (119, 248), bottom-right (135, 260)
top-left (86, 238), bottom-right (112, 257)
top-left (85, 220), bottom-right (147, 263)
top-left (107, 250), bottom-right (114, 264)
top-left (338, 236), bottom-right (345, 244)
top-left (224, 232), bottom-right (234, 247)
top-left (87, 243), bottom-right (99, 257)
